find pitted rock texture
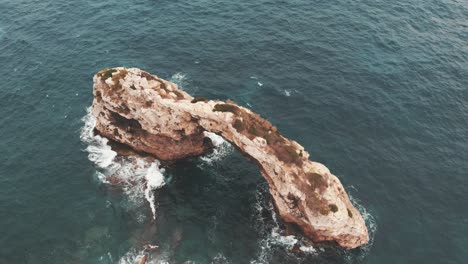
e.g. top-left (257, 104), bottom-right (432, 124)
top-left (91, 67), bottom-right (369, 249)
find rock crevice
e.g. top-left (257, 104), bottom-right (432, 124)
top-left (91, 67), bottom-right (369, 249)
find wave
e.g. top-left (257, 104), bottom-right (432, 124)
top-left (249, 187), bottom-right (318, 264)
top-left (211, 253), bottom-right (231, 264)
top-left (199, 132), bottom-right (233, 165)
top-left (80, 108), bottom-right (166, 220)
top-left (169, 72), bottom-right (187, 90)
top-left (80, 111), bottom-right (117, 168)
top-left (249, 185), bottom-right (377, 263)
top-left (115, 248), bottom-right (171, 264)
top-left (82, 109), bottom-right (375, 263)
top-left (115, 246), bottom-right (229, 264)
top-left (344, 192), bottom-right (377, 262)
top-left (144, 162), bottom-right (165, 220)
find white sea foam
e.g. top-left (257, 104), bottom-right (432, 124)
top-left (81, 108), bottom-right (166, 219)
top-left (299, 245), bottom-right (317, 253)
top-left (204, 131), bottom-right (225, 147)
top-left (145, 162), bottom-right (166, 220)
top-left (80, 111), bottom-right (117, 168)
top-left (170, 72), bottom-right (187, 90)
top-left (271, 231), bottom-right (298, 249)
top-left (345, 193), bottom-right (377, 262)
top-left (200, 132), bottom-right (233, 165)
top-left (82, 108), bottom-right (374, 262)
top-left (211, 253), bottom-right (231, 264)
top-left (283, 89), bottom-right (300, 97)
top-left (94, 171), bottom-right (109, 184)
top-left (250, 187), bottom-right (319, 264)
top-left (250, 188), bottom-right (375, 263)
top-left (117, 248), bottom-right (171, 264)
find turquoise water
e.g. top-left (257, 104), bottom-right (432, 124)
top-left (0, 0), bottom-right (467, 263)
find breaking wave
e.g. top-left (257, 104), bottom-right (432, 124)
top-left (211, 253), bottom-right (231, 264)
top-left (345, 193), bottom-right (378, 262)
top-left (80, 108), bottom-right (166, 220)
top-left (81, 108), bottom-right (375, 263)
top-left (199, 132), bottom-right (233, 165)
top-left (249, 186), bottom-right (318, 264)
top-left (116, 248), bottom-right (171, 264)
top-left (249, 185), bottom-right (376, 263)
top-left (169, 72), bottom-right (187, 90)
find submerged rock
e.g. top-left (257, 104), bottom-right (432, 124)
top-left (138, 254), bottom-right (147, 264)
top-left (91, 67), bottom-right (369, 249)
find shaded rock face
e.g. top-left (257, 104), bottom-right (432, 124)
top-left (91, 67), bottom-right (369, 249)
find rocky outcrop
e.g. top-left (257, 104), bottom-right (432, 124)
top-left (91, 67), bottom-right (369, 249)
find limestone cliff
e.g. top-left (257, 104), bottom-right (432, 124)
top-left (91, 67), bottom-right (369, 249)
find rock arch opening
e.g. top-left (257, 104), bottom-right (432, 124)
top-left (91, 67), bottom-right (369, 249)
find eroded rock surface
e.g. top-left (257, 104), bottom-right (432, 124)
top-left (91, 67), bottom-right (369, 249)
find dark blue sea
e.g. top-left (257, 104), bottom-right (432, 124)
top-left (0, 0), bottom-right (467, 263)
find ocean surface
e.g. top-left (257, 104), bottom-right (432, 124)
top-left (0, 0), bottom-right (467, 263)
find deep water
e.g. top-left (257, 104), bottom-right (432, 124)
top-left (0, 0), bottom-right (467, 263)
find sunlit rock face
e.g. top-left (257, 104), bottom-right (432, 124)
top-left (91, 67), bottom-right (369, 249)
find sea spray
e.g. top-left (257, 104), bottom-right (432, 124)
top-left (80, 109), bottom-right (117, 168)
top-left (81, 108), bottom-right (166, 219)
top-left (250, 186), bottom-right (318, 264)
top-left (116, 247), bottom-right (171, 264)
top-left (170, 72), bottom-right (187, 90)
top-left (81, 109), bottom-right (371, 263)
top-left (204, 131), bottom-right (225, 147)
top-left (345, 193), bottom-right (377, 262)
top-left (144, 162), bottom-right (165, 220)
top-left (200, 132), bottom-right (233, 165)
top-left (250, 186), bottom-right (375, 263)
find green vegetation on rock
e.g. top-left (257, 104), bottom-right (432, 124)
top-left (213, 101), bottom-right (304, 165)
top-left (191, 97), bottom-right (209, 103)
top-left (213, 103), bottom-right (241, 114)
top-left (329, 204), bottom-right (338, 213)
top-left (99, 69), bottom-right (117, 81)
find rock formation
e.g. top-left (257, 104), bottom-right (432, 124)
top-left (91, 67), bottom-right (369, 249)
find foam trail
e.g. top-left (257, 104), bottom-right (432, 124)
top-left (144, 162), bottom-right (165, 220)
top-left (81, 108), bottom-right (166, 220)
top-left (80, 109), bottom-right (117, 168)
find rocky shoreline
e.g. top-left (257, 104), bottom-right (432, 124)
top-left (90, 67), bottom-right (369, 249)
